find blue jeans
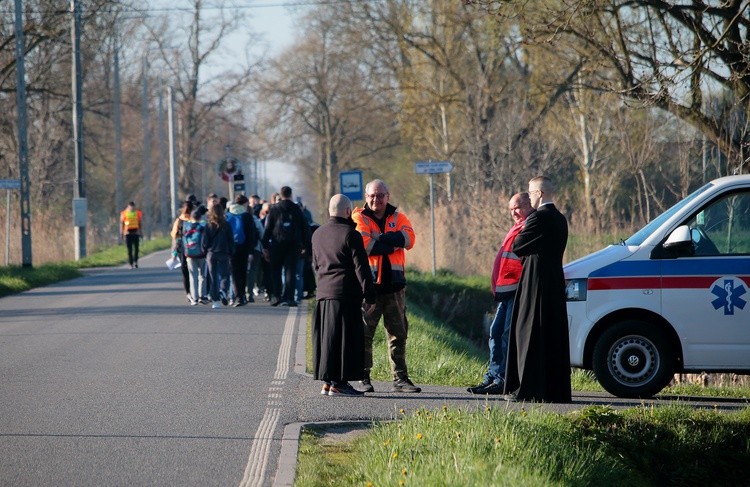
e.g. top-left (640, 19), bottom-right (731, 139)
top-left (207, 254), bottom-right (231, 303)
top-left (485, 296), bottom-right (514, 384)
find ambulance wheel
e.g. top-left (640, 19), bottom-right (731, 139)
top-left (592, 320), bottom-right (675, 398)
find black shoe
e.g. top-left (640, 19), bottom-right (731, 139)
top-left (271, 299), bottom-right (282, 307)
top-left (246, 296), bottom-right (255, 303)
top-left (480, 382), bottom-right (505, 395)
top-left (358, 377), bottom-right (375, 393)
top-left (467, 380), bottom-right (492, 394)
top-left (392, 378), bottom-right (421, 393)
top-left (328, 382), bottom-right (365, 397)
top-left (220, 291), bottom-right (229, 306)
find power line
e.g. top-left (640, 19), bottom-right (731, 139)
top-left (0, 0), bottom-right (366, 19)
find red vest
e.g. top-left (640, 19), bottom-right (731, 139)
top-left (491, 221), bottom-right (524, 297)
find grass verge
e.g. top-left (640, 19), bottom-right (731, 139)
top-left (297, 405), bottom-right (750, 486)
top-left (0, 237), bottom-right (171, 298)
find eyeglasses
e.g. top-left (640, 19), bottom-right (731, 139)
top-left (367, 192), bottom-right (388, 200)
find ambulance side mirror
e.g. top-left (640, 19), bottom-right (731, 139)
top-left (663, 225), bottom-right (694, 255)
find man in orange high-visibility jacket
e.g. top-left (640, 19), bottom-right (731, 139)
top-left (467, 192), bottom-right (534, 395)
top-left (120, 201), bottom-right (143, 269)
top-left (352, 179), bottom-right (421, 393)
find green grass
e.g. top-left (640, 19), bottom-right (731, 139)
top-left (0, 237), bottom-right (171, 298)
top-left (297, 405), bottom-right (750, 486)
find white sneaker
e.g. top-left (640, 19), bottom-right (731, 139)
top-left (211, 302), bottom-right (221, 309)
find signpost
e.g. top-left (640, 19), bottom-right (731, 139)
top-left (339, 170), bottom-right (363, 201)
top-left (415, 161), bottom-right (453, 276)
top-left (415, 161), bottom-right (453, 174)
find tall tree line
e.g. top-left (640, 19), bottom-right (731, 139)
top-left (1, 0), bottom-right (261, 261)
top-left (255, 0), bottom-right (741, 273)
top-left (3, 0), bottom-right (745, 269)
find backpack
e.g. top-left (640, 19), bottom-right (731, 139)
top-left (274, 205), bottom-right (301, 243)
top-left (227, 213), bottom-right (245, 245)
top-left (182, 221), bottom-right (205, 258)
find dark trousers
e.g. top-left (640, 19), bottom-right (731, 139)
top-left (180, 253), bottom-right (190, 294)
top-left (269, 243), bottom-right (300, 303)
top-left (125, 233), bottom-right (140, 266)
top-left (231, 246), bottom-right (251, 301)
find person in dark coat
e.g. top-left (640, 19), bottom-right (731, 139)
top-left (312, 194), bottom-right (376, 397)
top-left (201, 203), bottom-right (235, 309)
top-left (503, 176), bottom-right (572, 403)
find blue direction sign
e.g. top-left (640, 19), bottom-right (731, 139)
top-left (0, 179), bottom-right (21, 190)
top-left (339, 170), bottom-right (363, 201)
top-left (415, 161), bottom-right (453, 174)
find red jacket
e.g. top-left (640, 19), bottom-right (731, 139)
top-left (491, 220), bottom-right (525, 299)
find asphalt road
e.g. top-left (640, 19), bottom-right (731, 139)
top-left (1, 250), bottom-right (748, 486)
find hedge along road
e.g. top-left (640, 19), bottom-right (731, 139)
top-left (1, 251), bottom-right (747, 487)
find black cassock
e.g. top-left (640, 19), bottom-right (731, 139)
top-left (311, 216), bottom-right (375, 383)
top-left (504, 204), bottom-right (572, 403)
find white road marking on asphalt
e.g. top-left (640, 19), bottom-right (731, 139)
top-left (239, 306), bottom-right (299, 487)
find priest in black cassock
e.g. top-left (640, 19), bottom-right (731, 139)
top-left (503, 176), bottom-right (572, 403)
top-left (311, 194), bottom-right (376, 397)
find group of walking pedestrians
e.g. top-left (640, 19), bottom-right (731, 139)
top-left (167, 186), bottom-right (315, 310)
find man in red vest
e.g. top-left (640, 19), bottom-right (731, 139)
top-left (468, 192), bottom-right (534, 395)
top-left (120, 201), bottom-right (143, 269)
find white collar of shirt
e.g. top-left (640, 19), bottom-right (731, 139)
top-left (539, 201), bottom-right (554, 207)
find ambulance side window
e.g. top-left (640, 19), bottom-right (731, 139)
top-left (687, 191), bottom-right (750, 256)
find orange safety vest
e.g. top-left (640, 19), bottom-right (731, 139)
top-left (491, 220), bottom-right (524, 297)
top-left (121, 209), bottom-right (142, 232)
top-left (352, 205), bottom-right (415, 285)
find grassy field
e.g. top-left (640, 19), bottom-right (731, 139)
top-left (0, 237), bottom-right (171, 298)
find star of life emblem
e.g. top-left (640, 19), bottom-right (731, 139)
top-left (710, 277), bottom-right (747, 315)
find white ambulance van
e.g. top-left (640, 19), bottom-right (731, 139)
top-left (564, 174), bottom-right (750, 398)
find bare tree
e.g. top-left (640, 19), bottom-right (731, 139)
top-left (466, 0), bottom-right (750, 172)
top-left (144, 0), bottom-right (261, 195)
top-left (256, 7), bottom-right (401, 212)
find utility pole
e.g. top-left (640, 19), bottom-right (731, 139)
top-left (157, 80), bottom-right (168, 227)
top-left (141, 57), bottom-right (152, 238)
top-left (71, 0), bottom-right (86, 259)
top-left (167, 86), bottom-right (178, 219)
top-left (14, 0), bottom-right (32, 266)
top-left (113, 33), bottom-right (124, 221)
